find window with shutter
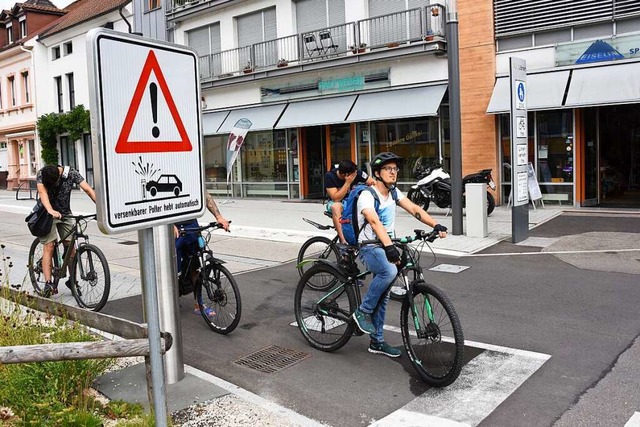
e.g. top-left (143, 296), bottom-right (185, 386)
top-left (328, 0), bottom-right (345, 27)
top-left (237, 10), bottom-right (265, 48)
top-left (369, 0), bottom-right (404, 18)
top-left (296, 0), bottom-right (326, 34)
top-left (187, 26), bottom-right (210, 58)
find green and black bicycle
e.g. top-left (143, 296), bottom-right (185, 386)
top-left (294, 229), bottom-right (464, 387)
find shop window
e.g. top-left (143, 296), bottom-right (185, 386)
top-left (369, 117), bottom-right (438, 185)
top-left (240, 130), bottom-right (288, 195)
top-left (537, 111), bottom-right (574, 185)
top-left (499, 113), bottom-right (535, 202)
top-left (329, 124), bottom-right (351, 169)
top-left (203, 135), bottom-right (228, 190)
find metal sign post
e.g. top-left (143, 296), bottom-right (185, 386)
top-left (509, 57), bottom-right (529, 243)
top-left (88, 28), bottom-right (205, 425)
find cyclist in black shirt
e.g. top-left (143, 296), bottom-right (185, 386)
top-left (36, 165), bottom-right (96, 296)
top-left (324, 160), bottom-right (374, 244)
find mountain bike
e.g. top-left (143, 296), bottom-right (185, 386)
top-left (297, 212), bottom-right (341, 277)
top-left (294, 229), bottom-right (464, 387)
top-left (28, 214), bottom-right (110, 312)
top-left (178, 222), bottom-right (241, 335)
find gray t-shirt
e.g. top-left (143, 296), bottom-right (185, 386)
top-left (36, 166), bottom-right (85, 215)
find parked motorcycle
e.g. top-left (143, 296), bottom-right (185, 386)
top-left (407, 158), bottom-right (496, 216)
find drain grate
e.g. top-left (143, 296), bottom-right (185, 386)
top-left (118, 240), bottom-right (138, 246)
top-left (233, 345), bottom-right (310, 374)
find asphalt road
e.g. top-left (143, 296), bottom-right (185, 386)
top-left (99, 212), bottom-right (640, 426)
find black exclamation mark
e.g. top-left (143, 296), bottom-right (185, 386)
top-left (150, 82), bottom-right (160, 138)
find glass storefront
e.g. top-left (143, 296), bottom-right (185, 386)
top-left (500, 110), bottom-right (574, 205)
top-left (329, 124), bottom-right (351, 169)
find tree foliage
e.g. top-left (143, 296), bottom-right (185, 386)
top-left (37, 105), bottom-right (91, 166)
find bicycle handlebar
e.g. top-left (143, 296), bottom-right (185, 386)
top-left (62, 214), bottom-right (97, 221)
top-left (360, 229), bottom-right (440, 246)
top-left (178, 221), bottom-right (231, 236)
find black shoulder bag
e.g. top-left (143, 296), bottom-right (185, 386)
top-left (25, 201), bottom-right (53, 237)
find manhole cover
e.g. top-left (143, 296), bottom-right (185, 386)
top-left (118, 240), bottom-right (138, 246)
top-left (234, 345), bottom-right (310, 374)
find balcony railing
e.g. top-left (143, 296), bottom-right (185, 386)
top-left (195, 5), bottom-right (446, 81)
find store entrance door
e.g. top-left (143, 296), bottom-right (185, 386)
top-left (599, 105), bottom-right (640, 208)
top-left (304, 126), bottom-right (326, 199)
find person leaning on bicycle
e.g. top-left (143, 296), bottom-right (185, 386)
top-left (36, 165), bottom-right (96, 297)
top-left (324, 160), bottom-right (375, 244)
top-left (174, 192), bottom-right (230, 314)
top-left (351, 152), bottom-right (448, 358)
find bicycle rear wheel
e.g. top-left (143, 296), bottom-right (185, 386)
top-left (70, 244), bottom-right (111, 312)
top-left (294, 263), bottom-right (356, 352)
top-left (28, 238), bottom-right (59, 296)
top-left (401, 280), bottom-right (464, 387)
top-left (196, 262), bottom-right (241, 335)
top-left (297, 236), bottom-right (340, 278)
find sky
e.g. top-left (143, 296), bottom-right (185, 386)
top-left (0, 0), bottom-right (75, 11)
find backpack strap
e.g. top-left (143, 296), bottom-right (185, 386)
top-left (353, 186), bottom-right (380, 244)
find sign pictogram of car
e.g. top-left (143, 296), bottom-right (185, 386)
top-left (146, 174), bottom-right (183, 197)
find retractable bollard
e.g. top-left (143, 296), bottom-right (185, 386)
top-left (465, 183), bottom-right (488, 238)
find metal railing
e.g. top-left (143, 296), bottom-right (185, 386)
top-left (193, 5), bottom-right (446, 80)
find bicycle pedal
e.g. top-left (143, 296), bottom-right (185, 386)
top-left (353, 328), bottom-right (365, 336)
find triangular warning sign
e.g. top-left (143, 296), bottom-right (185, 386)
top-left (115, 50), bottom-right (192, 153)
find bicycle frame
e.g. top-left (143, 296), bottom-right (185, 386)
top-left (52, 216), bottom-right (93, 281)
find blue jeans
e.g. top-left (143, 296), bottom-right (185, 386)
top-left (358, 245), bottom-right (398, 343)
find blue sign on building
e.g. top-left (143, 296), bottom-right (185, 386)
top-left (576, 40), bottom-right (624, 64)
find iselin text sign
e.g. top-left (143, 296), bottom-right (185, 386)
top-left (88, 29), bottom-right (205, 234)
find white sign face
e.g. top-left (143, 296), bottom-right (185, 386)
top-left (88, 29), bottom-right (205, 234)
top-left (516, 116), bottom-right (527, 138)
top-left (517, 172), bottom-right (528, 203)
top-left (527, 162), bottom-right (542, 200)
top-left (516, 144), bottom-right (528, 166)
top-left (514, 80), bottom-right (526, 110)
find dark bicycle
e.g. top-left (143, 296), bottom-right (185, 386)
top-left (294, 229), bottom-right (464, 387)
top-left (28, 214), bottom-right (110, 311)
top-left (297, 212), bottom-right (341, 278)
top-left (178, 222), bottom-right (241, 335)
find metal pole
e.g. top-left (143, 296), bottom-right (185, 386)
top-left (153, 224), bottom-right (184, 384)
top-left (138, 228), bottom-right (169, 426)
top-left (446, 0), bottom-right (463, 235)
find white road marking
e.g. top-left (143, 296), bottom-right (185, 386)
top-left (185, 365), bottom-right (327, 427)
top-left (468, 248), bottom-right (640, 257)
top-left (625, 412), bottom-right (640, 427)
top-left (429, 264), bottom-right (470, 273)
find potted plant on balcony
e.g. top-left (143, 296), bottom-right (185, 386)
top-left (349, 43), bottom-right (367, 54)
top-left (424, 30), bottom-right (435, 42)
top-left (243, 62), bottom-right (254, 74)
top-left (431, 6), bottom-right (440, 17)
top-left (277, 58), bottom-right (289, 68)
top-left (386, 42), bottom-right (400, 48)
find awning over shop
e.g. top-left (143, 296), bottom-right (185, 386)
top-left (346, 85), bottom-right (447, 122)
top-left (564, 62), bottom-right (640, 108)
top-left (202, 111), bottom-right (229, 134)
top-left (217, 103), bottom-right (287, 133)
top-left (274, 95), bottom-right (357, 129)
top-left (486, 71), bottom-right (570, 114)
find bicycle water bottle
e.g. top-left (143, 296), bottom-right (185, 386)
top-left (198, 236), bottom-right (206, 249)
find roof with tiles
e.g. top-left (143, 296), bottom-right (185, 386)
top-left (38, 0), bottom-right (130, 39)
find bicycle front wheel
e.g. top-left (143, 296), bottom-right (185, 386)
top-left (294, 263), bottom-right (356, 352)
top-left (70, 244), bottom-right (111, 311)
top-left (28, 237), bottom-right (59, 296)
top-left (196, 263), bottom-right (241, 335)
top-left (401, 280), bottom-right (464, 387)
top-left (297, 236), bottom-right (340, 278)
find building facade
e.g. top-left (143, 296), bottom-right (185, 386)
top-left (485, 0), bottom-right (640, 208)
top-left (0, 0), bottom-right (64, 188)
top-left (165, 0), bottom-right (449, 199)
top-left (27, 0), bottom-right (132, 187)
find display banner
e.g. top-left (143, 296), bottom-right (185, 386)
top-left (226, 118), bottom-right (252, 184)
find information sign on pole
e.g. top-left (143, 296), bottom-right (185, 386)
top-left (87, 29), bottom-right (205, 234)
top-left (510, 57), bottom-right (529, 243)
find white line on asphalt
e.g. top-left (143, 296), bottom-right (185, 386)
top-left (468, 248), bottom-right (640, 257)
top-left (625, 412), bottom-right (640, 427)
top-left (184, 365), bottom-right (328, 427)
